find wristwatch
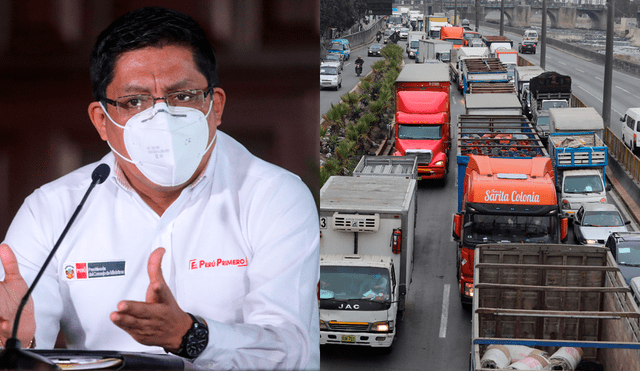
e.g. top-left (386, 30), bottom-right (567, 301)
top-left (175, 313), bottom-right (209, 359)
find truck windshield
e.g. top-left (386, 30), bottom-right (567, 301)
top-left (320, 266), bottom-right (391, 302)
top-left (564, 174), bottom-right (604, 194)
top-left (446, 39), bottom-right (463, 45)
top-left (398, 125), bottom-right (442, 140)
top-left (329, 42), bottom-right (344, 51)
top-left (464, 214), bottom-right (556, 244)
top-left (536, 115), bottom-right (549, 129)
top-left (410, 41), bottom-right (419, 48)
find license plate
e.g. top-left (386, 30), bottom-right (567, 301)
top-left (341, 335), bottom-right (356, 343)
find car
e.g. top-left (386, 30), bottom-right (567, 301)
top-left (368, 44), bottom-right (383, 57)
top-left (323, 53), bottom-right (344, 71)
top-left (573, 203), bottom-right (630, 246)
top-left (519, 40), bottom-right (537, 54)
top-left (606, 232), bottom-right (640, 284)
top-left (399, 27), bottom-right (409, 40)
top-left (320, 63), bottom-right (342, 90)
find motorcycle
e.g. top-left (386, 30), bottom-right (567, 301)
top-left (376, 34), bottom-right (381, 43)
top-left (355, 63), bottom-right (363, 77)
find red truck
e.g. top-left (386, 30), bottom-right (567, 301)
top-left (440, 26), bottom-right (464, 49)
top-left (393, 63), bottom-right (451, 180)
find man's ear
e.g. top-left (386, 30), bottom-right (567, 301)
top-left (88, 102), bottom-right (109, 141)
top-left (211, 88), bottom-right (226, 128)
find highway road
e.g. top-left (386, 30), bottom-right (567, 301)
top-left (319, 33), bottom-right (639, 370)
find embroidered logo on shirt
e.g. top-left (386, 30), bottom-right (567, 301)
top-left (64, 261), bottom-right (126, 280)
top-left (188, 257), bottom-right (248, 270)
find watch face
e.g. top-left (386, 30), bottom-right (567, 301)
top-left (186, 326), bottom-right (209, 358)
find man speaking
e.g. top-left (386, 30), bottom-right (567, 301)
top-left (0, 6), bottom-right (320, 370)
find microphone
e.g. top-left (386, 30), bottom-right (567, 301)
top-left (0, 163), bottom-right (111, 370)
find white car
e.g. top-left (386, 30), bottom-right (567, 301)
top-left (320, 63), bottom-right (342, 90)
top-left (573, 203), bottom-right (630, 246)
top-left (323, 53), bottom-right (344, 71)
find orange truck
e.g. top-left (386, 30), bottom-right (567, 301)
top-left (440, 26), bottom-right (464, 49)
top-left (393, 63), bottom-right (451, 180)
top-left (452, 115), bottom-right (568, 306)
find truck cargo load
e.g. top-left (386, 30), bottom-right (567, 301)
top-left (548, 131), bottom-right (610, 216)
top-left (352, 155), bottom-right (418, 179)
top-left (464, 93), bottom-right (521, 115)
top-left (471, 244), bottom-right (640, 371)
top-left (449, 47), bottom-right (490, 91)
top-left (319, 176), bottom-right (417, 348)
top-left (394, 63), bottom-right (451, 180)
top-left (462, 58), bottom-right (509, 95)
top-left (452, 115), bottom-right (568, 305)
top-left (549, 106), bottom-right (604, 139)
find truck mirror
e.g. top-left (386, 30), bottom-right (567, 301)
top-left (625, 220), bottom-right (631, 225)
top-left (452, 213), bottom-right (463, 241)
top-left (620, 116), bottom-right (625, 122)
top-left (606, 184), bottom-right (612, 192)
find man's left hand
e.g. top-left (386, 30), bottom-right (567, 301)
top-left (110, 247), bottom-right (192, 351)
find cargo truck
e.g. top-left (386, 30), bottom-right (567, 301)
top-left (449, 47), bottom-right (489, 92)
top-left (549, 106), bottom-right (604, 140)
top-left (529, 71), bottom-right (572, 142)
top-left (319, 175), bottom-right (417, 348)
top-left (471, 243), bottom-right (640, 371)
top-left (424, 13), bottom-right (449, 39)
top-left (494, 48), bottom-right (518, 82)
top-left (352, 155), bottom-right (418, 179)
top-left (416, 39), bottom-right (452, 64)
top-left (481, 35), bottom-right (513, 56)
top-left (393, 63), bottom-right (451, 180)
top-left (440, 26), bottom-right (464, 49)
top-left (452, 115), bottom-right (568, 306)
top-left (406, 31), bottom-right (425, 59)
top-left (513, 66), bottom-right (544, 118)
top-left (461, 57), bottom-right (509, 95)
top-left (548, 131), bottom-right (610, 217)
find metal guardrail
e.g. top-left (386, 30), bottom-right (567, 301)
top-left (605, 127), bottom-right (640, 185)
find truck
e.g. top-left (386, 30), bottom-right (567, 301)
top-left (481, 35), bottom-right (513, 56)
top-left (494, 48), bottom-right (518, 82)
top-left (461, 57), bottom-right (509, 95)
top-left (406, 31), bottom-right (425, 59)
top-left (319, 175), bottom-right (417, 348)
top-left (450, 47), bottom-right (490, 92)
top-left (424, 13), bottom-right (449, 39)
top-left (548, 131), bottom-right (610, 217)
top-left (452, 115), bottom-right (568, 305)
top-left (463, 30), bottom-right (482, 46)
top-left (416, 39), bottom-right (452, 64)
top-left (393, 63), bottom-right (451, 180)
top-left (352, 155), bottom-right (418, 179)
top-left (549, 106), bottom-right (604, 139)
top-left (529, 71), bottom-right (572, 141)
top-left (471, 243), bottom-right (640, 371)
top-left (464, 93), bottom-right (521, 115)
top-left (513, 66), bottom-right (544, 117)
top-left (440, 26), bottom-right (464, 49)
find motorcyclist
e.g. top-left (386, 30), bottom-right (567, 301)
top-left (355, 55), bottom-right (364, 66)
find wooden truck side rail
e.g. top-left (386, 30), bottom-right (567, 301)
top-left (472, 244), bottom-right (640, 371)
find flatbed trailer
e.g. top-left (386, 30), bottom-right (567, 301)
top-left (462, 58), bottom-right (509, 94)
top-left (468, 82), bottom-right (516, 95)
top-left (472, 244), bottom-right (640, 371)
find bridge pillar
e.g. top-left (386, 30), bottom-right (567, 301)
top-left (466, 5), bottom-right (485, 22)
top-left (512, 5), bottom-right (531, 28)
top-left (555, 7), bottom-right (577, 29)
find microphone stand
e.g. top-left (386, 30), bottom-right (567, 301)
top-left (0, 164), bottom-right (110, 370)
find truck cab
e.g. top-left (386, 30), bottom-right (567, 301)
top-left (319, 255), bottom-right (399, 347)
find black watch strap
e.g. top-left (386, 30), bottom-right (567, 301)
top-left (175, 313), bottom-right (209, 359)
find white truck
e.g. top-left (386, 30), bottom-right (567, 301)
top-left (406, 31), bottom-right (425, 59)
top-left (513, 66), bottom-right (544, 118)
top-left (319, 175), bottom-right (417, 348)
top-left (416, 39), bottom-right (452, 64)
top-left (550, 106), bottom-right (604, 140)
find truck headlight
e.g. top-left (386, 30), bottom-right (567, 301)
top-left (434, 160), bottom-right (444, 166)
top-left (372, 321), bottom-right (390, 332)
top-left (584, 239), bottom-right (597, 245)
top-left (320, 320), bottom-right (328, 330)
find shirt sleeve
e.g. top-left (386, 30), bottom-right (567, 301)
top-left (193, 172), bottom-right (320, 371)
top-left (1, 188), bottom-right (64, 349)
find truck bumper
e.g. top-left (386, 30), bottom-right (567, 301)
top-left (417, 166), bottom-right (446, 180)
top-left (320, 331), bottom-right (395, 347)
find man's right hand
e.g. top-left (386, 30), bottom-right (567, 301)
top-left (0, 244), bottom-right (35, 347)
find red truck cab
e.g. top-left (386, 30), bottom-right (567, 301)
top-left (393, 64), bottom-right (451, 180)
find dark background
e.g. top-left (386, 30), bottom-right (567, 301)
top-left (0, 0), bottom-right (320, 238)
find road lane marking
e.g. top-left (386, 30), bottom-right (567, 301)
top-left (616, 86), bottom-right (640, 100)
top-left (576, 85), bottom-right (603, 102)
top-left (595, 77), bottom-right (602, 81)
top-left (439, 284), bottom-right (450, 338)
top-left (614, 108), bottom-right (623, 116)
top-left (558, 61), bottom-right (567, 65)
top-left (575, 68), bottom-right (585, 73)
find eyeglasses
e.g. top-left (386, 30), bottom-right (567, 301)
top-left (102, 87), bottom-right (212, 117)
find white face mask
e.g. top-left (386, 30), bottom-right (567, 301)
top-left (101, 101), bottom-right (216, 187)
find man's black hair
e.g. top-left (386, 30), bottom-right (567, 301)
top-left (90, 6), bottom-right (218, 102)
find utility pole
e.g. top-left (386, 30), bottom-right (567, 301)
top-left (475, 0), bottom-right (480, 32)
top-left (500, 0), bottom-right (505, 36)
top-left (540, 0), bottom-right (547, 70)
top-left (455, 0), bottom-right (458, 26)
top-left (602, 0), bottom-right (614, 128)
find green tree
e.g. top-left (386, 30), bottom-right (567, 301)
top-left (320, 0), bottom-right (368, 36)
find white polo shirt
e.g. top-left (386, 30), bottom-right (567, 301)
top-left (2, 131), bottom-right (320, 370)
